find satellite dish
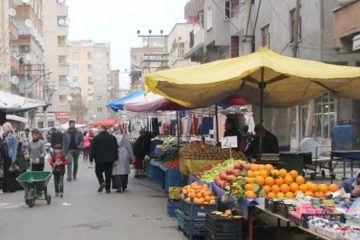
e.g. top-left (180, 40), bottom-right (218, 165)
top-left (66, 76), bottom-right (72, 82)
top-left (8, 8), bottom-right (16, 17)
top-left (25, 19), bottom-right (34, 28)
top-left (58, 0), bottom-right (65, 2)
top-left (25, 54), bottom-right (32, 61)
top-left (93, 115), bottom-right (97, 119)
top-left (10, 76), bottom-right (19, 85)
top-left (66, 96), bottom-right (73, 101)
top-left (22, 0), bottom-right (30, 3)
top-left (58, 18), bottom-right (65, 26)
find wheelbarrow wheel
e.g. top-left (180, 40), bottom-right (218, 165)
top-left (28, 199), bottom-right (35, 208)
top-left (46, 195), bottom-right (51, 204)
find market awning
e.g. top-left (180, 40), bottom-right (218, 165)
top-left (89, 119), bottom-right (120, 127)
top-left (107, 90), bottom-right (248, 113)
top-left (0, 90), bottom-right (49, 112)
top-left (145, 47), bottom-right (360, 108)
top-left (6, 114), bottom-right (28, 123)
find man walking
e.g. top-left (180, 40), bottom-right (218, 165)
top-left (90, 125), bottom-right (118, 193)
top-left (50, 128), bottom-right (63, 151)
top-left (63, 120), bottom-right (83, 181)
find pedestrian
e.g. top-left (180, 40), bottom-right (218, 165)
top-left (82, 132), bottom-right (92, 162)
top-left (112, 124), bottom-right (134, 193)
top-left (1, 122), bottom-right (19, 193)
top-left (63, 120), bottom-right (83, 181)
top-left (90, 125), bottom-right (118, 193)
top-left (50, 128), bottom-right (63, 152)
top-left (21, 128), bottom-right (32, 152)
top-left (133, 131), bottom-right (157, 178)
top-left (25, 128), bottom-right (46, 171)
top-left (49, 144), bottom-right (68, 198)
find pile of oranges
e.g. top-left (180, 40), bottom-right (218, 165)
top-left (181, 182), bottom-right (216, 205)
top-left (245, 164), bottom-right (339, 199)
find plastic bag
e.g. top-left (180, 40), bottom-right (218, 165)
top-left (8, 162), bottom-right (19, 172)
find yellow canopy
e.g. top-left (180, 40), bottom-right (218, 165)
top-left (145, 48), bottom-right (360, 108)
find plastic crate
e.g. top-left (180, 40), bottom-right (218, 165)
top-left (147, 162), bottom-right (163, 181)
top-left (180, 198), bottom-right (218, 219)
top-left (177, 209), bottom-right (206, 240)
top-left (164, 169), bottom-right (183, 193)
top-left (264, 198), bottom-right (276, 213)
top-left (167, 199), bottom-right (180, 218)
top-left (177, 209), bottom-right (185, 229)
top-left (275, 201), bottom-right (295, 218)
top-left (169, 187), bottom-right (183, 200)
top-left (288, 212), bottom-right (346, 228)
top-left (205, 213), bottom-right (242, 240)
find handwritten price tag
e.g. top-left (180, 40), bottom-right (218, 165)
top-left (221, 136), bottom-right (238, 149)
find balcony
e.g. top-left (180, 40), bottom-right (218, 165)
top-left (10, 54), bottom-right (20, 72)
top-left (185, 0), bottom-right (205, 18)
top-left (184, 28), bottom-right (205, 58)
top-left (18, 27), bottom-right (44, 49)
top-left (15, 4), bottom-right (42, 31)
top-left (334, 1), bottom-right (360, 47)
top-left (9, 20), bottom-right (18, 40)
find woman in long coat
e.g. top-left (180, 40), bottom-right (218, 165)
top-left (112, 125), bottom-right (134, 193)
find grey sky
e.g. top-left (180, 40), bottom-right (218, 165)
top-left (68, 0), bottom-right (187, 89)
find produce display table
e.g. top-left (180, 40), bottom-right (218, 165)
top-left (147, 161), bottom-right (164, 181)
top-left (187, 175), bottom-right (205, 185)
top-left (147, 161), bottom-right (183, 192)
top-left (179, 158), bottom-right (224, 175)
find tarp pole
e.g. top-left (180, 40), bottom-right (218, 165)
top-left (215, 104), bottom-right (219, 142)
top-left (258, 67), bottom-right (265, 161)
top-left (176, 111), bottom-right (180, 147)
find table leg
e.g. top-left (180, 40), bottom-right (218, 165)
top-left (343, 157), bottom-right (346, 180)
top-left (351, 159), bottom-right (354, 177)
top-left (329, 156), bottom-right (334, 184)
top-left (248, 211), bottom-right (254, 240)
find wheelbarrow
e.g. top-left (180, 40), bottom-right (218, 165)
top-left (16, 160), bottom-right (56, 208)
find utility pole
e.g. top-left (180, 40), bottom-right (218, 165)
top-left (286, 0), bottom-right (301, 144)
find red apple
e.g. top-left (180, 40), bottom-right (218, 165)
top-left (220, 172), bottom-right (228, 181)
top-left (234, 163), bottom-right (243, 170)
top-left (226, 169), bottom-right (234, 175)
top-left (232, 169), bottom-right (241, 177)
top-left (227, 175), bottom-right (236, 182)
top-left (219, 180), bottom-right (226, 188)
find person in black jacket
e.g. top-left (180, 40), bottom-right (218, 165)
top-left (90, 125), bottom-right (118, 193)
top-left (50, 128), bottom-right (63, 150)
top-left (133, 131), bottom-right (157, 178)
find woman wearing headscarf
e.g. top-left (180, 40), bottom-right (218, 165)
top-left (112, 124), bottom-right (134, 192)
top-left (1, 122), bottom-right (20, 192)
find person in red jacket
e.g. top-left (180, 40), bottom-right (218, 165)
top-left (50, 144), bottom-right (68, 198)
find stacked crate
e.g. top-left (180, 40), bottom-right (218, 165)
top-left (205, 213), bottom-right (242, 240)
top-left (167, 187), bottom-right (182, 218)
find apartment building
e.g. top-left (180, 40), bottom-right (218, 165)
top-left (40, 0), bottom-right (71, 127)
top-left (69, 40), bottom-right (112, 122)
top-left (129, 37), bottom-right (166, 89)
top-left (0, 0), bottom-right (11, 91)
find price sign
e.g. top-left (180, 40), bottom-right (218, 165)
top-left (221, 136), bottom-right (238, 149)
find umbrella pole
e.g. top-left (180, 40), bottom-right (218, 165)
top-left (215, 104), bottom-right (219, 143)
top-left (258, 67), bottom-right (265, 161)
top-left (176, 111), bottom-right (180, 147)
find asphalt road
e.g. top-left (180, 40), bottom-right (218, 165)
top-left (0, 160), bottom-right (186, 240)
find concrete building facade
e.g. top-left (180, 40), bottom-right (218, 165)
top-left (69, 40), bottom-right (112, 122)
top-left (0, 0), bottom-right (11, 91)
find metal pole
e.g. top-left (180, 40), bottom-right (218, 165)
top-left (43, 65), bottom-right (48, 128)
top-left (176, 111), bottom-right (180, 147)
top-left (215, 104), bottom-right (219, 142)
top-left (258, 67), bottom-right (265, 161)
top-left (24, 66), bottom-right (29, 127)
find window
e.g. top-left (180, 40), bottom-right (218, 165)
top-left (59, 95), bottom-right (67, 105)
top-left (231, 36), bottom-right (239, 58)
top-left (88, 64), bottom-right (92, 71)
top-left (96, 64), bottom-right (102, 70)
top-left (48, 121), bottom-right (55, 128)
top-left (88, 76), bottom-right (93, 83)
top-left (72, 64), bottom-right (78, 70)
top-left (38, 122), bottom-right (44, 129)
top-left (58, 75), bottom-right (69, 87)
top-left (225, 1), bottom-right (230, 19)
top-left (57, 16), bottom-right (69, 27)
top-left (96, 96), bottom-right (102, 102)
top-left (177, 48), bottom-right (184, 58)
top-left (231, 0), bottom-right (240, 18)
top-left (261, 25), bottom-right (270, 48)
top-left (73, 77), bottom-right (79, 83)
top-left (97, 107), bottom-right (103, 113)
top-left (314, 92), bottom-right (336, 139)
top-left (73, 52), bottom-right (78, 60)
top-left (58, 55), bottom-right (67, 66)
top-left (58, 36), bottom-right (67, 47)
top-left (87, 52), bottom-right (92, 59)
top-left (206, 7), bottom-right (213, 30)
top-left (290, 8), bottom-right (302, 42)
top-left (96, 53), bottom-right (102, 59)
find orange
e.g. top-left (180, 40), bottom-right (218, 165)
top-left (305, 191), bottom-right (314, 197)
top-left (196, 192), bottom-right (203, 198)
top-left (260, 170), bottom-right (269, 178)
top-left (265, 176), bottom-right (275, 187)
top-left (328, 184), bottom-right (339, 192)
top-left (186, 197), bottom-right (191, 203)
top-left (258, 165), bottom-right (266, 171)
top-left (263, 185), bottom-right (271, 194)
top-left (245, 184), bottom-right (254, 191)
top-left (318, 184), bottom-right (328, 193)
top-left (275, 177), bottom-right (284, 186)
top-left (299, 184), bottom-right (308, 192)
top-left (278, 169), bottom-right (288, 178)
top-left (315, 192), bottom-right (324, 198)
top-left (204, 196), bottom-right (211, 202)
top-left (306, 181), bottom-right (313, 186)
top-left (247, 178), bottom-right (254, 184)
top-left (289, 170), bottom-right (299, 179)
top-left (209, 200), bottom-right (216, 204)
top-left (267, 192), bottom-right (276, 198)
top-left (247, 170), bottom-right (255, 178)
top-left (255, 176), bottom-right (265, 186)
top-left (296, 176), bottom-right (305, 185)
top-left (309, 183), bottom-right (318, 193)
top-left (253, 171), bottom-right (261, 177)
top-left (280, 184), bottom-right (290, 193)
top-left (276, 192), bottom-right (285, 198)
top-left (325, 191), bottom-right (333, 196)
top-left (284, 175), bottom-right (294, 185)
top-left (289, 183), bottom-right (299, 193)
top-left (294, 190), bottom-right (303, 196)
top-left (285, 192), bottom-right (294, 199)
top-left (188, 192), bottom-right (196, 198)
top-left (270, 169), bottom-right (279, 176)
top-left (250, 164), bottom-right (258, 171)
top-left (271, 185), bottom-right (280, 194)
top-left (245, 190), bottom-right (257, 198)
top-left (265, 164), bottom-right (274, 172)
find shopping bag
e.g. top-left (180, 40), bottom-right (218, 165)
top-left (8, 162), bottom-right (19, 172)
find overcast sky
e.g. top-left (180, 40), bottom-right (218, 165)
top-left (68, 0), bottom-right (187, 89)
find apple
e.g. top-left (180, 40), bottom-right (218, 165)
top-left (219, 180), bottom-right (226, 188)
top-left (227, 175), bottom-right (236, 182)
top-left (234, 163), bottom-right (243, 171)
top-left (226, 169), bottom-right (233, 175)
top-left (215, 176), bottom-right (220, 182)
top-left (232, 169), bottom-right (241, 177)
top-left (220, 172), bottom-right (228, 181)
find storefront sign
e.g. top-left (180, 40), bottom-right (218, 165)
top-left (55, 112), bottom-right (70, 120)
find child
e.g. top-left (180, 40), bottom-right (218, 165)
top-left (50, 144), bottom-right (68, 198)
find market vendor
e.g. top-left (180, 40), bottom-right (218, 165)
top-left (223, 118), bottom-right (244, 152)
top-left (133, 131), bottom-right (157, 178)
top-left (340, 171), bottom-right (360, 197)
top-left (245, 124), bottom-right (279, 159)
